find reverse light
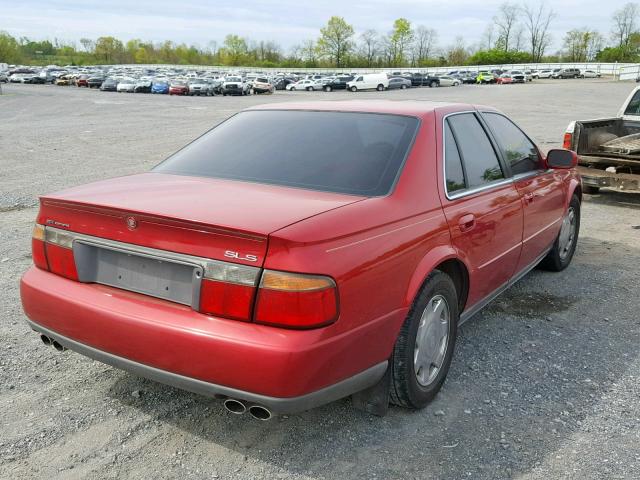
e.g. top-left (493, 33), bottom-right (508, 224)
top-left (43, 228), bottom-right (78, 280)
top-left (199, 261), bottom-right (260, 320)
top-left (254, 270), bottom-right (338, 329)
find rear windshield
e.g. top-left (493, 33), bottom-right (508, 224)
top-left (154, 110), bottom-right (419, 196)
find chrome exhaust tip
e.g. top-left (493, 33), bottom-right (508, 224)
top-left (51, 340), bottom-right (67, 352)
top-left (248, 405), bottom-right (272, 421)
top-left (40, 334), bottom-right (52, 346)
top-left (223, 398), bottom-right (247, 415)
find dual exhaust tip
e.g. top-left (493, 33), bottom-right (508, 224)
top-left (40, 334), bottom-right (66, 352)
top-left (223, 398), bottom-right (272, 421)
top-left (38, 333), bottom-right (271, 420)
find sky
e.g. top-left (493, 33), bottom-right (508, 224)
top-left (1, 0), bottom-right (628, 53)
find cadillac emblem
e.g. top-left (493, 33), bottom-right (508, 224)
top-left (125, 216), bottom-right (138, 230)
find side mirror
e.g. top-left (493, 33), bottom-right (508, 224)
top-left (546, 149), bottom-right (577, 169)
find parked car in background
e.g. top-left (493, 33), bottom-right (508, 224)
top-left (558, 68), bottom-right (581, 79)
top-left (346, 73), bottom-right (389, 92)
top-left (134, 80), bottom-right (152, 93)
top-left (188, 79), bottom-right (214, 96)
top-left (250, 77), bottom-right (274, 94)
top-left (76, 75), bottom-right (89, 87)
top-left (169, 80), bottom-right (189, 96)
top-left (287, 79), bottom-right (323, 91)
top-left (536, 69), bottom-right (554, 79)
top-left (116, 78), bottom-right (136, 93)
top-left (54, 75), bottom-right (73, 86)
top-left (507, 71), bottom-right (526, 83)
top-left (100, 78), bottom-right (118, 91)
top-left (387, 77), bottom-right (412, 90)
top-left (151, 81), bottom-right (169, 94)
top-left (550, 68), bottom-right (564, 79)
top-left (581, 70), bottom-right (601, 78)
top-left (497, 74), bottom-right (514, 84)
top-left (0, 72), bottom-right (8, 83)
top-left (21, 101), bottom-right (582, 418)
top-left (322, 75), bottom-right (354, 92)
top-left (87, 75), bottom-right (105, 88)
top-left (476, 71), bottom-right (497, 84)
top-left (273, 77), bottom-right (296, 90)
top-left (523, 70), bottom-right (533, 82)
top-left (458, 72), bottom-right (478, 84)
top-left (438, 75), bottom-right (461, 87)
top-left (221, 76), bottom-right (249, 96)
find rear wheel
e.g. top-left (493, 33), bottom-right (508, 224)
top-left (429, 81), bottom-right (437, 88)
top-left (324, 85), bottom-right (332, 92)
top-left (376, 84), bottom-right (384, 91)
top-left (540, 194), bottom-right (580, 272)
top-left (390, 271), bottom-right (458, 409)
top-left (306, 86), bottom-right (313, 91)
top-left (401, 84), bottom-right (407, 89)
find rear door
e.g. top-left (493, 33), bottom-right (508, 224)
top-left (481, 112), bottom-right (566, 272)
top-left (438, 111), bottom-right (524, 307)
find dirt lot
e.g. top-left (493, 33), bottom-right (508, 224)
top-left (1, 80), bottom-right (639, 480)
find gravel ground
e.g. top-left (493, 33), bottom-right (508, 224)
top-left (1, 80), bottom-right (639, 480)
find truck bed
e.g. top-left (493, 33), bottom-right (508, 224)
top-left (573, 118), bottom-right (640, 192)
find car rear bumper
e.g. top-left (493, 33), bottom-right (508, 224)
top-left (20, 267), bottom-right (390, 413)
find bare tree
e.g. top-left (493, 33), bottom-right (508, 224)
top-left (523, 2), bottom-right (555, 62)
top-left (412, 26), bottom-right (437, 65)
top-left (612, 2), bottom-right (639, 50)
top-left (446, 36), bottom-right (469, 65)
top-left (79, 38), bottom-right (95, 53)
top-left (493, 2), bottom-right (521, 51)
top-left (359, 29), bottom-right (379, 67)
top-left (480, 24), bottom-right (495, 50)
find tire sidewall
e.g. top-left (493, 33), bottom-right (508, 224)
top-left (392, 271), bottom-right (459, 408)
top-left (556, 195), bottom-right (581, 269)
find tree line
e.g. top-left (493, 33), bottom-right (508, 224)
top-left (1, 2), bottom-right (639, 68)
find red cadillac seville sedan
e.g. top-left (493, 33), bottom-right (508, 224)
top-left (21, 101), bottom-right (581, 419)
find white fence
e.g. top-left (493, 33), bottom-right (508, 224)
top-left (107, 62), bottom-right (637, 77)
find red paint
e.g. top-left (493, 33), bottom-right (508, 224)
top-left (21, 101), bottom-right (581, 403)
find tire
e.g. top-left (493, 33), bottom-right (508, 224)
top-left (401, 84), bottom-right (407, 89)
top-left (583, 185), bottom-right (600, 194)
top-left (390, 270), bottom-right (459, 409)
top-left (306, 86), bottom-right (313, 91)
top-left (376, 84), bottom-right (384, 91)
top-left (291, 87), bottom-right (296, 91)
top-left (350, 86), bottom-right (357, 92)
top-left (539, 194), bottom-right (581, 272)
top-left (324, 86), bottom-right (332, 92)
top-left (429, 81), bottom-right (437, 88)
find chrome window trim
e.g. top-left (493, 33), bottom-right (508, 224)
top-left (442, 110), bottom-right (511, 201)
top-left (44, 226), bottom-right (261, 286)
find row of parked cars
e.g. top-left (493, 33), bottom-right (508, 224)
top-left (1, 65), bottom-right (604, 97)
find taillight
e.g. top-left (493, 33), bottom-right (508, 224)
top-left (199, 261), bottom-right (260, 320)
top-left (31, 224), bottom-right (48, 270)
top-left (563, 132), bottom-right (572, 150)
top-left (43, 228), bottom-right (78, 280)
top-left (254, 270), bottom-right (338, 329)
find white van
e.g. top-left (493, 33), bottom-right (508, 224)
top-left (347, 73), bottom-right (389, 92)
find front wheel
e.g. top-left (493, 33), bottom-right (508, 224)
top-left (350, 86), bottom-right (357, 92)
top-left (324, 86), bottom-right (332, 92)
top-left (429, 81), bottom-right (437, 88)
top-left (376, 84), bottom-right (384, 91)
top-left (540, 194), bottom-right (580, 271)
top-left (390, 270), bottom-right (458, 409)
top-left (401, 84), bottom-right (407, 89)
top-left (306, 86), bottom-right (313, 91)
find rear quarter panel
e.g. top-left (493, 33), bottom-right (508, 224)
top-left (263, 111), bottom-right (455, 371)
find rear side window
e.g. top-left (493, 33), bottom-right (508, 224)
top-left (447, 113), bottom-right (504, 188)
top-left (483, 113), bottom-right (542, 175)
top-left (444, 122), bottom-right (466, 193)
top-left (154, 110), bottom-right (419, 196)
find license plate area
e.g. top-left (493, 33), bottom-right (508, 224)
top-left (73, 242), bottom-right (203, 308)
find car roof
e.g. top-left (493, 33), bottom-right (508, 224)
top-left (247, 100), bottom-right (490, 117)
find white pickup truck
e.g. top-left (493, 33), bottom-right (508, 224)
top-left (564, 86), bottom-right (640, 193)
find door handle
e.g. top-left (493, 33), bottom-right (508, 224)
top-left (458, 214), bottom-right (476, 233)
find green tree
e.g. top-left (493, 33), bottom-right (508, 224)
top-left (317, 16), bottom-right (354, 67)
top-left (95, 36), bottom-right (124, 63)
top-left (389, 18), bottom-right (413, 65)
top-left (220, 34), bottom-right (248, 65)
top-left (0, 32), bottom-right (22, 63)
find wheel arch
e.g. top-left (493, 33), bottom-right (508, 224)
top-left (405, 247), bottom-right (470, 315)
